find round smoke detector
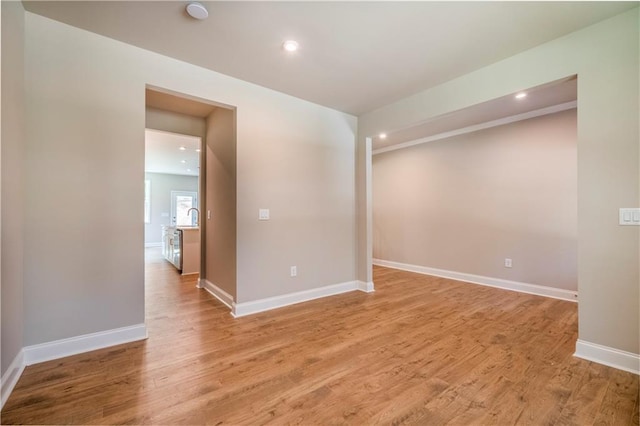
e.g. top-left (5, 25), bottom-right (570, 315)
top-left (186, 2), bottom-right (208, 20)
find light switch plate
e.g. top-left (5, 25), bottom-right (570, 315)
top-left (259, 208), bottom-right (270, 220)
top-left (619, 208), bottom-right (640, 226)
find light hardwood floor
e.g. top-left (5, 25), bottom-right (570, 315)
top-left (2, 249), bottom-right (638, 425)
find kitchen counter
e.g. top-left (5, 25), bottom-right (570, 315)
top-left (162, 225), bottom-right (200, 275)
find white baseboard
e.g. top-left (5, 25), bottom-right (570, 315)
top-left (144, 242), bottom-right (162, 248)
top-left (575, 339), bottom-right (640, 375)
top-left (232, 280), bottom-right (363, 318)
top-left (358, 281), bottom-right (375, 293)
top-left (373, 258), bottom-right (577, 302)
top-left (1, 349), bottom-right (25, 409)
top-left (23, 324), bottom-right (148, 366)
top-left (199, 279), bottom-right (234, 309)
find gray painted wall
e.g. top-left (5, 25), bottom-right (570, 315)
top-left (1, 0), bottom-right (26, 376)
top-left (359, 9), bottom-right (639, 355)
top-left (22, 12), bottom-right (356, 345)
top-left (144, 172), bottom-right (199, 245)
top-left (373, 109), bottom-right (577, 290)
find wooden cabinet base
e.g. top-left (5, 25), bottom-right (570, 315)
top-left (180, 228), bottom-right (200, 275)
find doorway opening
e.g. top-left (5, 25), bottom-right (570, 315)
top-left (143, 86), bottom-right (238, 328)
top-left (145, 128), bottom-right (201, 275)
top-left (368, 76), bottom-right (578, 301)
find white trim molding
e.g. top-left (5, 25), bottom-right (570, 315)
top-left (199, 279), bottom-right (234, 309)
top-left (23, 324), bottom-right (148, 366)
top-left (575, 340), bottom-right (640, 375)
top-left (358, 281), bottom-right (375, 293)
top-left (373, 259), bottom-right (577, 302)
top-left (373, 101), bottom-right (577, 156)
top-left (144, 242), bottom-right (163, 248)
top-left (232, 280), bottom-right (365, 318)
top-left (1, 350), bottom-right (25, 409)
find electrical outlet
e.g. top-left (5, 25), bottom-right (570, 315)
top-left (290, 266), bottom-right (297, 277)
top-left (504, 258), bottom-right (512, 268)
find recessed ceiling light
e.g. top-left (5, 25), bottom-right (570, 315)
top-left (186, 2), bottom-right (208, 20)
top-left (181, 160), bottom-right (186, 164)
top-left (187, 168), bottom-right (192, 172)
top-left (195, 148), bottom-right (201, 152)
top-left (179, 146), bottom-right (186, 151)
top-left (515, 92), bottom-right (527, 99)
top-left (283, 40), bottom-right (299, 52)
top-left (379, 133), bottom-right (387, 139)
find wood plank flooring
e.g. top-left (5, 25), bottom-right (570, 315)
top-left (2, 249), bottom-right (638, 425)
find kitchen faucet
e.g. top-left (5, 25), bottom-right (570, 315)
top-left (187, 208), bottom-right (200, 226)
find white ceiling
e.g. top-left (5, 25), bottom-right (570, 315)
top-left (22, 1), bottom-right (636, 115)
top-left (145, 129), bottom-right (201, 176)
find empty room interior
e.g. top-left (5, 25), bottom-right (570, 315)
top-left (1, 1), bottom-right (639, 424)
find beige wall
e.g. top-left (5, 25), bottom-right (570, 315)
top-left (204, 108), bottom-right (236, 298)
top-left (144, 172), bottom-right (199, 244)
top-left (145, 107), bottom-right (206, 139)
top-left (1, 0), bottom-right (26, 375)
top-left (359, 8), bottom-right (639, 354)
top-left (373, 109), bottom-right (577, 290)
top-left (22, 12), bottom-right (356, 345)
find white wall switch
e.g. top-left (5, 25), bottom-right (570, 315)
top-left (207, 210), bottom-right (211, 220)
top-left (504, 258), bottom-right (512, 268)
top-left (619, 208), bottom-right (640, 226)
top-left (290, 266), bottom-right (297, 277)
top-left (259, 208), bottom-right (270, 220)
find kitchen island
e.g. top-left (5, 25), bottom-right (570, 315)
top-left (162, 225), bottom-right (200, 275)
